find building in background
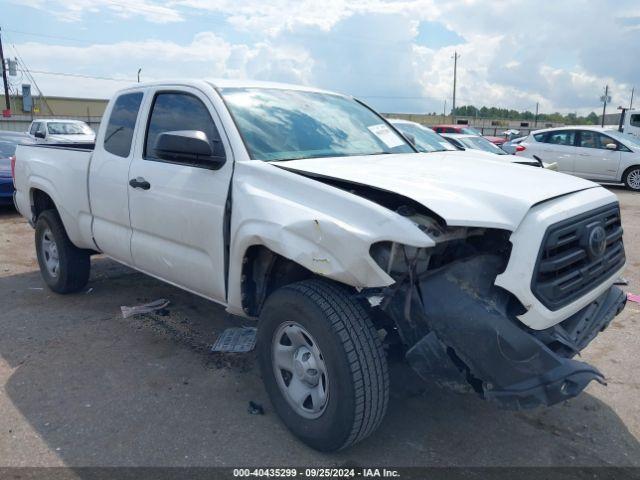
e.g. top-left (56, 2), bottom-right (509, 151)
top-left (0, 94), bottom-right (108, 132)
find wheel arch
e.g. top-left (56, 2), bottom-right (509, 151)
top-left (622, 164), bottom-right (640, 187)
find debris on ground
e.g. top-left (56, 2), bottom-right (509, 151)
top-left (211, 327), bottom-right (257, 353)
top-left (121, 298), bottom-right (170, 319)
top-left (615, 277), bottom-right (629, 286)
top-left (628, 293), bottom-right (640, 304)
top-left (248, 401), bottom-right (264, 415)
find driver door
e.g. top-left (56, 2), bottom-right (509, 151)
top-left (127, 87), bottom-right (233, 302)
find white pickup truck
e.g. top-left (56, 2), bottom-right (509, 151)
top-left (13, 80), bottom-right (627, 451)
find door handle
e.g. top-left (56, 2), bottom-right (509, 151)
top-left (129, 177), bottom-right (151, 190)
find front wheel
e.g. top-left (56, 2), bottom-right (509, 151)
top-left (623, 166), bottom-right (640, 191)
top-left (257, 279), bottom-right (389, 452)
top-left (35, 209), bottom-right (90, 293)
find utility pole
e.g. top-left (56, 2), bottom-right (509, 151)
top-left (631, 87), bottom-right (635, 110)
top-left (601, 84), bottom-right (609, 127)
top-left (443, 99), bottom-right (447, 118)
top-left (534, 102), bottom-right (539, 127)
top-left (452, 51), bottom-right (459, 118)
top-left (0, 27), bottom-right (11, 117)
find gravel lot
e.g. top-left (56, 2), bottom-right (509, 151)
top-left (0, 186), bottom-right (639, 467)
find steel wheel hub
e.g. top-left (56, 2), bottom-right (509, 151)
top-left (272, 322), bottom-right (328, 419)
top-left (41, 228), bottom-right (60, 278)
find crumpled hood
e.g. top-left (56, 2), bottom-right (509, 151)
top-left (46, 134), bottom-right (95, 143)
top-left (280, 152), bottom-right (599, 230)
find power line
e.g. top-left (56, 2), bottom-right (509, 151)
top-left (10, 43), bottom-right (55, 115)
top-left (2, 28), bottom-right (91, 45)
top-left (18, 68), bottom-right (135, 83)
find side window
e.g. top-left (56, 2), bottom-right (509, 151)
top-left (36, 123), bottom-right (46, 136)
top-left (578, 131), bottom-right (615, 150)
top-left (533, 133), bottom-right (546, 142)
top-left (103, 92), bottom-right (143, 158)
top-left (630, 114), bottom-right (640, 128)
top-left (29, 123), bottom-right (39, 135)
top-left (144, 92), bottom-right (223, 162)
top-left (546, 130), bottom-right (575, 146)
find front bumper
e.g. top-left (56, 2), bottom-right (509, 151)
top-left (495, 186), bottom-right (624, 330)
top-left (394, 254), bottom-right (626, 409)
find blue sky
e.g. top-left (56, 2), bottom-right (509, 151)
top-left (2, 0), bottom-right (639, 114)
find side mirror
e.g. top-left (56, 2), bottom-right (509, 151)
top-left (605, 143), bottom-right (617, 150)
top-left (34, 131), bottom-right (45, 139)
top-left (153, 130), bottom-right (226, 169)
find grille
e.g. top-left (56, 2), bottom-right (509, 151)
top-left (532, 203), bottom-right (625, 311)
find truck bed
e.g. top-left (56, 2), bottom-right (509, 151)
top-left (13, 143), bottom-right (96, 250)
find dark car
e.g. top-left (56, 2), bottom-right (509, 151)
top-left (0, 131), bottom-right (35, 206)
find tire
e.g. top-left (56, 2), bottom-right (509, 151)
top-left (35, 209), bottom-right (90, 293)
top-left (257, 279), bottom-right (389, 451)
top-left (623, 166), bottom-right (640, 191)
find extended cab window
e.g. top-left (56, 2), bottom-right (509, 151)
top-left (104, 92), bottom-right (143, 158)
top-left (145, 92), bottom-right (223, 162)
top-left (630, 114), bottom-right (640, 128)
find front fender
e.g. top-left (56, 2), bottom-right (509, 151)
top-left (226, 161), bottom-right (434, 314)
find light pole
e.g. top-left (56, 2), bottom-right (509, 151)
top-left (601, 85), bottom-right (610, 127)
top-left (452, 51), bottom-right (459, 118)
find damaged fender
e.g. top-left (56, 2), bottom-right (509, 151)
top-left (225, 161), bottom-right (434, 315)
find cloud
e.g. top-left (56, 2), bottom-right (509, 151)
top-left (12, 0), bottom-right (184, 23)
top-left (8, 0), bottom-right (640, 114)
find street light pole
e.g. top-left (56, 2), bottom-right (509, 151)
top-left (452, 51), bottom-right (459, 118)
top-left (631, 87), bottom-right (635, 110)
top-left (601, 84), bottom-right (609, 127)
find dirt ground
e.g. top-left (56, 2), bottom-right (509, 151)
top-left (0, 186), bottom-right (639, 467)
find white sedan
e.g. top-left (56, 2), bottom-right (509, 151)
top-left (439, 132), bottom-right (557, 169)
top-left (516, 126), bottom-right (640, 191)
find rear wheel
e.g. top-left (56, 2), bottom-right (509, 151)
top-left (35, 209), bottom-right (90, 293)
top-left (623, 166), bottom-right (640, 191)
top-left (257, 279), bottom-right (389, 451)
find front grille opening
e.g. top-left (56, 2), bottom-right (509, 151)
top-left (532, 203), bottom-right (625, 311)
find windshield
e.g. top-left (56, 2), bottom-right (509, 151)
top-left (460, 127), bottom-right (482, 135)
top-left (392, 122), bottom-right (456, 153)
top-left (458, 136), bottom-right (507, 154)
top-left (219, 88), bottom-right (414, 161)
top-left (47, 122), bottom-right (94, 135)
top-left (606, 129), bottom-right (640, 149)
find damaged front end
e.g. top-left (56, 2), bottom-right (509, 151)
top-left (369, 208), bottom-right (627, 409)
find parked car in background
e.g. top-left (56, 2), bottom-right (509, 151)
top-left (432, 124), bottom-right (506, 145)
top-left (388, 119), bottom-right (456, 152)
top-left (0, 131), bottom-right (34, 205)
top-left (440, 132), bottom-right (557, 169)
top-left (516, 126), bottom-right (640, 190)
top-left (501, 136), bottom-right (527, 154)
top-left (27, 119), bottom-right (95, 144)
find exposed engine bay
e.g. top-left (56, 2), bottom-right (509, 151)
top-left (367, 205), bottom-right (627, 409)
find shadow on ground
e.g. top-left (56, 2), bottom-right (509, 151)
top-left (1, 257), bottom-right (639, 467)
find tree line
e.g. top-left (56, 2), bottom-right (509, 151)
top-left (449, 105), bottom-right (600, 125)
